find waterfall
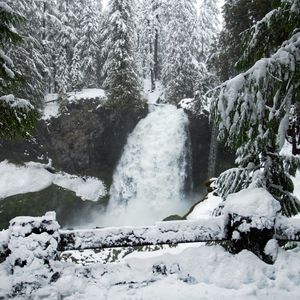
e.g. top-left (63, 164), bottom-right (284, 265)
top-left (207, 122), bottom-right (218, 179)
top-left (99, 104), bottom-right (192, 226)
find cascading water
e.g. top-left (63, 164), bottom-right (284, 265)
top-left (98, 104), bottom-right (192, 226)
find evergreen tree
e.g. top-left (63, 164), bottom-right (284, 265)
top-left (0, 2), bottom-right (37, 138)
top-left (198, 0), bottom-right (220, 60)
top-left (216, 0), bottom-right (273, 81)
top-left (161, 0), bottom-right (201, 104)
top-left (101, 0), bottom-right (142, 109)
top-left (137, 0), bottom-right (162, 91)
top-left (6, 0), bottom-right (51, 108)
top-left (210, 0), bottom-right (300, 216)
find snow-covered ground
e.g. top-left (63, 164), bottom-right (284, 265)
top-left (43, 88), bottom-right (107, 120)
top-left (0, 160), bottom-right (106, 202)
top-left (1, 243), bottom-right (300, 299)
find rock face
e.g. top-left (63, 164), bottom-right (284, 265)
top-left (0, 99), bottom-right (148, 186)
top-left (187, 112), bottom-right (235, 189)
top-left (0, 99), bottom-right (233, 192)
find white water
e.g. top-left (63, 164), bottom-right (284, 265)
top-left (96, 104), bottom-right (191, 226)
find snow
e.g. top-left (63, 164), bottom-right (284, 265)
top-left (179, 98), bottom-right (195, 110)
top-left (53, 173), bottom-right (107, 201)
top-left (1, 243), bottom-right (300, 299)
top-left (43, 89), bottom-right (107, 120)
top-left (0, 160), bottom-right (53, 199)
top-left (0, 160), bottom-right (107, 202)
top-left (42, 94), bottom-right (59, 120)
top-left (60, 216), bottom-right (227, 251)
top-left (292, 170), bottom-right (300, 201)
top-left (187, 193), bottom-right (222, 220)
top-left (224, 188), bottom-right (281, 218)
top-left (0, 94), bottom-right (33, 110)
top-left (68, 89), bottom-right (106, 103)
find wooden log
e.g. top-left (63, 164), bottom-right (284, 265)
top-left (58, 216), bottom-right (228, 251)
top-left (275, 216), bottom-right (300, 241)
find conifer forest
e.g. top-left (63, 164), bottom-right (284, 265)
top-left (0, 0), bottom-right (300, 299)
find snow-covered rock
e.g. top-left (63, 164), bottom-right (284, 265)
top-left (43, 89), bottom-right (107, 120)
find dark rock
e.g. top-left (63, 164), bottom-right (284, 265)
top-left (186, 111), bottom-right (235, 190)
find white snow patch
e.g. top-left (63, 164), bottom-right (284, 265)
top-left (224, 188), bottom-right (281, 218)
top-left (0, 161), bottom-right (53, 199)
top-left (187, 193), bottom-right (222, 220)
top-left (68, 88), bottom-right (106, 103)
top-left (53, 173), bottom-right (106, 201)
top-left (0, 161), bottom-right (106, 201)
top-left (179, 98), bottom-right (194, 110)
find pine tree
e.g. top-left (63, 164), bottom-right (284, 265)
top-left (0, 2), bottom-right (37, 138)
top-left (137, 0), bottom-right (162, 91)
top-left (74, 0), bottom-right (102, 89)
top-left (210, 0), bottom-right (300, 216)
top-left (198, 0), bottom-right (220, 60)
top-left (5, 0), bottom-right (51, 108)
top-left (101, 0), bottom-right (142, 109)
top-left (161, 0), bottom-right (201, 104)
top-left (70, 45), bottom-right (83, 91)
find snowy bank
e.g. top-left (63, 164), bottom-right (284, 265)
top-left (0, 161), bottom-right (107, 201)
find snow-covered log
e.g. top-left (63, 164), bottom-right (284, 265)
top-left (275, 216), bottom-right (300, 241)
top-left (59, 216), bottom-right (228, 251)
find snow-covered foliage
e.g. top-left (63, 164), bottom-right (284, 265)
top-left (0, 2), bottom-right (37, 138)
top-left (237, 0), bottom-right (300, 71)
top-left (0, 160), bottom-right (107, 202)
top-left (210, 30), bottom-right (300, 216)
top-left (198, 0), bottom-right (220, 59)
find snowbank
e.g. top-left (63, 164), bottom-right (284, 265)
top-left (0, 161), bottom-right (106, 201)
